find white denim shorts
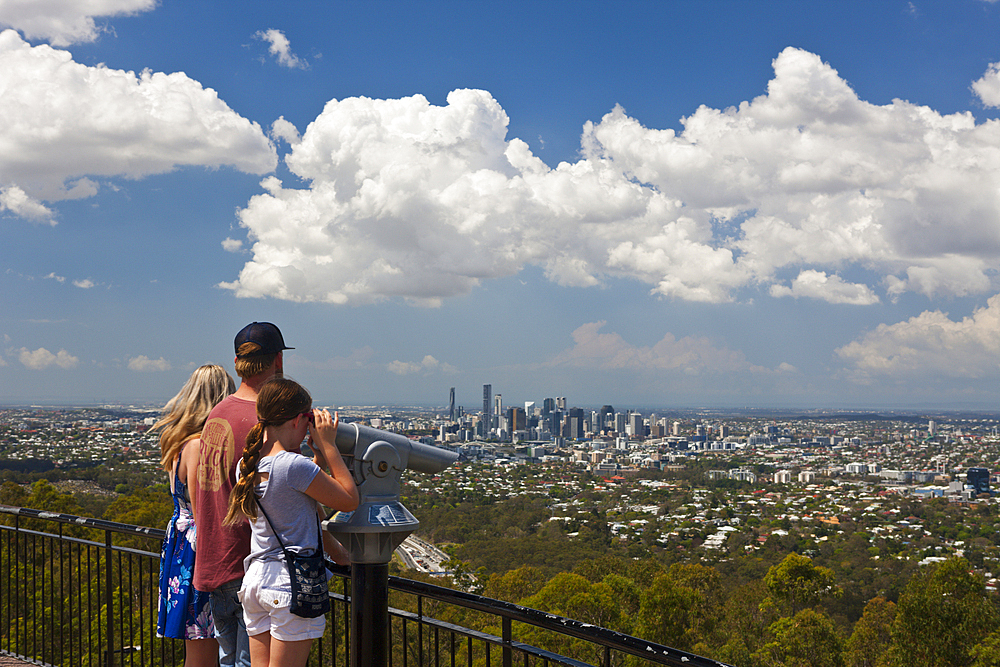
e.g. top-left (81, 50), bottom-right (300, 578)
top-left (238, 559), bottom-right (326, 641)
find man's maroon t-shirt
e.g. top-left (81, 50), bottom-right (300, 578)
top-left (193, 394), bottom-right (256, 592)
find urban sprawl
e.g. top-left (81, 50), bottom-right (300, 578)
top-left (3, 390), bottom-right (1000, 577)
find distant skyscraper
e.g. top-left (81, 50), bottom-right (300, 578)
top-left (494, 394), bottom-right (502, 425)
top-left (543, 398), bottom-right (555, 414)
top-left (928, 420), bottom-right (937, 436)
top-left (483, 384), bottom-right (492, 433)
top-left (599, 405), bottom-right (615, 431)
top-left (568, 407), bottom-right (585, 439)
top-left (511, 407), bottom-right (526, 432)
top-left (629, 412), bottom-right (644, 437)
top-left (525, 401), bottom-right (535, 416)
top-left (449, 387), bottom-right (455, 421)
top-left (556, 397), bottom-right (567, 410)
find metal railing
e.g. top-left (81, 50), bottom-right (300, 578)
top-left (0, 505), bottom-right (731, 667)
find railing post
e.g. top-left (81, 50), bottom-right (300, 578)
top-left (417, 596), bottom-right (423, 667)
top-left (350, 562), bottom-right (389, 667)
top-left (501, 616), bottom-right (512, 667)
top-left (104, 529), bottom-right (114, 667)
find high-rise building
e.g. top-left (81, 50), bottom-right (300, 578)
top-left (556, 397), bottom-right (567, 410)
top-left (968, 467), bottom-right (991, 496)
top-left (510, 407), bottom-right (526, 432)
top-left (449, 387), bottom-right (455, 422)
top-left (525, 401), bottom-right (535, 416)
top-left (568, 407), bottom-right (585, 439)
top-left (628, 412), bottom-right (644, 437)
top-left (542, 398), bottom-right (555, 414)
top-left (482, 384), bottom-right (492, 434)
top-left (599, 405), bottom-right (615, 432)
top-left (494, 394), bottom-right (502, 425)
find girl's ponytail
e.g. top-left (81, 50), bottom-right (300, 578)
top-left (224, 423), bottom-right (267, 525)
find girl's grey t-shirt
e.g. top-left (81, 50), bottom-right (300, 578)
top-left (246, 450), bottom-right (322, 566)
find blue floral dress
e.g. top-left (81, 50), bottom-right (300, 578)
top-left (157, 443), bottom-right (214, 639)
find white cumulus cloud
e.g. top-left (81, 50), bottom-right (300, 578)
top-left (18, 346), bottom-right (79, 369)
top-left (972, 62), bottom-right (1000, 108)
top-left (255, 29), bottom-right (307, 69)
top-left (547, 321), bottom-right (777, 376)
top-left (836, 294), bottom-right (1000, 380)
top-left (770, 270), bottom-right (880, 305)
top-left (127, 355), bottom-right (171, 372)
top-left (222, 48), bottom-right (1000, 307)
top-left (222, 237), bottom-right (244, 252)
top-left (0, 184), bottom-right (55, 223)
top-left (73, 278), bottom-right (95, 288)
top-left (386, 354), bottom-right (456, 375)
top-left (0, 0), bottom-right (156, 46)
top-left (0, 30), bottom-right (276, 212)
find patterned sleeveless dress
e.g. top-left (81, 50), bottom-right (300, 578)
top-left (157, 443), bottom-right (214, 639)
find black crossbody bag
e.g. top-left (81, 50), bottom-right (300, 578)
top-left (255, 499), bottom-right (331, 618)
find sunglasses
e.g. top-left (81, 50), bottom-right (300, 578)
top-left (300, 410), bottom-right (315, 424)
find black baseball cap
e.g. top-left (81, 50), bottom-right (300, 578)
top-left (234, 322), bottom-right (293, 357)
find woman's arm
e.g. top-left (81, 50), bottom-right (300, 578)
top-left (304, 410), bottom-right (361, 513)
top-left (179, 437), bottom-right (201, 517)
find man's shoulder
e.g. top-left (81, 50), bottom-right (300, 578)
top-left (207, 394), bottom-right (256, 420)
top-left (202, 395), bottom-right (257, 443)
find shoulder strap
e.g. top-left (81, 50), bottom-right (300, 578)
top-left (255, 492), bottom-right (324, 555)
top-left (255, 497), bottom-right (290, 552)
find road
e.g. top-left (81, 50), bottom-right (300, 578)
top-left (396, 534), bottom-right (450, 575)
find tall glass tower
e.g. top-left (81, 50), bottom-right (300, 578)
top-left (482, 384), bottom-right (492, 434)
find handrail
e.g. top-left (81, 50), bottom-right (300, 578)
top-left (0, 504), bottom-right (733, 667)
top-left (0, 505), bottom-right (167, 540)
top-left (386, 575), bottom-right (731, 667)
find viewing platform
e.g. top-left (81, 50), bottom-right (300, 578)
top-left (0, 503), bottom-right (732, 667)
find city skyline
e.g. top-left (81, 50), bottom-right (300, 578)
top-left (2, 1), bottom-right (1000, 410)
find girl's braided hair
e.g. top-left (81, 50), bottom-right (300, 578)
top-left (223, 377), bottom-right (311, 525)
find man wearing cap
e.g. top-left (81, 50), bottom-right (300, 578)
top-left (191, 322), bottom-right (292, 667)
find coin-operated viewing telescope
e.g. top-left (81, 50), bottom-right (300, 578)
top-left (323, 422), bottom-right (458, 667)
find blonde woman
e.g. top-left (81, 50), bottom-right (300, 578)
top-left (156, 365), bottom-right (235, 667)
top-left (224, 377), bottom-right (358, 667)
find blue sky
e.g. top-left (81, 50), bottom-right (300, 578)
top-left (2, 0), bottom-right (1000, 411)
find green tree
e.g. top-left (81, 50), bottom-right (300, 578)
top-left (843, 596), bottom-right (895, 667)
top-left (883, 557), bottom-right (1000, 667)
top-left (970, 631), bottom-right (1000, 667)
top-left (481, 565), bottom-right (548, 603)
top-left (764, 553), bottom-right (838, 615)
top-left (753, 608), bottom-right (844, 667)
top-left (635, 573), bottom-right (704, 652)
top-left (714, 581), bottom-right (776, 667)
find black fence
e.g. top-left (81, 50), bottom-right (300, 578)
top-left (0, 505), bottom-right (731, 667)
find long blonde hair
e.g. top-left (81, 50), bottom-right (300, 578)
top-left (224, 377), bottom-right (311, 525)
top-left (154, 365), bottom-right (235, 471)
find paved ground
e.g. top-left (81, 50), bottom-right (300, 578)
top-left (0, 655), bottom-right (35, 666)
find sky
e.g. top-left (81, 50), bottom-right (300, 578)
top-left (1, 0), bottom-right (1000, 411)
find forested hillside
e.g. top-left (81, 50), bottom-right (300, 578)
top-left (5, 462), bottom-right (1000, 666)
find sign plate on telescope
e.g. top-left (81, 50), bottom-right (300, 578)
top-left (369, 503), bottom-right (412, 526)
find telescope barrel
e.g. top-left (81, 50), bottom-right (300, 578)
top-left (334, 422), bottom-right (458, 474)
